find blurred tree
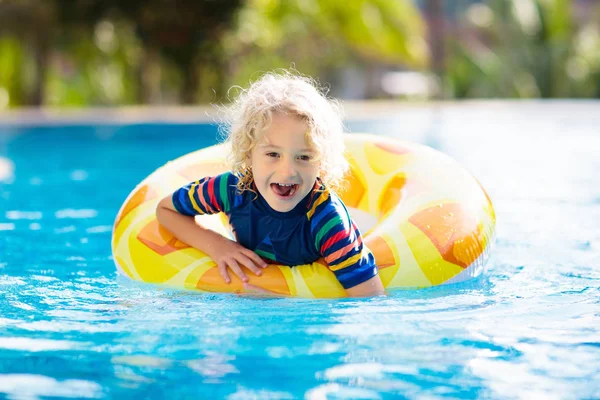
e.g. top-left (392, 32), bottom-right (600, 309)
top-left (111, 0), bottom-right (242, 104)
top-left (47, 2), bottom-right (135, 106)
top-left (0, 0), bottom-right (242, 105)
top-left (51, 0), bottom-right (242, 104)
top-left (0, 0), bottom-right (429, 106)
top-left (446, 0), bottom-right (600, 98)
top-left (0, 0), bottom-right (134, 106)
top-left (220, 0), bottom-right (429, 99)
top-left (0, 0), bottom-right (53, 106)
top-left (424, 0), bottom-right (445, 99)
top-left (0, 37), bottom-right (26, 107)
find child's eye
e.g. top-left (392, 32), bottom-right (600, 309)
top-left (298, 155), bottom-right (312, 161)
top-left (266, 152), bottom-right (279, 158)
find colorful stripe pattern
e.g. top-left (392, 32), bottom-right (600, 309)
top-left (308, 187), bottom-right (378, 289)
top-left (172, 172), bottom-right (240, 216)
top-left (171, 172), bottom-right (378, 290)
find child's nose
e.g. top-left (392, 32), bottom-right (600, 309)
top-left (279, 159), bottom-right (297, 178)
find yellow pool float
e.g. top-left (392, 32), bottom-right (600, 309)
top-left (112, 133), bottom-right (496, 298)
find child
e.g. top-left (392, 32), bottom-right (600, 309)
top-left (156, 71), bottom-right (384, 297)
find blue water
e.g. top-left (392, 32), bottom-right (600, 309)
top-left (1, 102), bottom-right (599, 399)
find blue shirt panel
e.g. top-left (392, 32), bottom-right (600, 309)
top-left (227, 189), bottom-right (321, 266)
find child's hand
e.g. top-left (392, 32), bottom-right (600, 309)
top-left (209, 236), bottom-right (268, 284)
top-left (155, 197), bottom-right (267, 284)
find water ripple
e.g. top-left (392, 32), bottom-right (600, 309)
top-left (0, 374), bottom-right (103, 399)
top-left (1, 107), bottom-right (599, 398)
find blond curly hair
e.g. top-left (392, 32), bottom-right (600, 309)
top-left (220, 70), bottom-right (348, 194)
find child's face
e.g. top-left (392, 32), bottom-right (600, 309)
top-left (250, 112), bottom-right (319, 212)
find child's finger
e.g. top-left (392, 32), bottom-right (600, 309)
top-left (246, 250), bottom-right (268, 268)
top-left (236, 254), bottom-right (263, 276)
top-left (217, 262), bottom-right (231, 284)
top-left (227, 260), bottom-right (249, 282)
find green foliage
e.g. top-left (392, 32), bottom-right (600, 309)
top-left (0, 0), bottom-right (427, 106)
top-left (222, 0), bottom-right (428, 93)
top-left (45, 20), bottom-right (140, 106)
top-left (3, 0), bottom-right (596, 105)
top-left (447, 0), bottom-right (600, 98)
top-left (0, 0), bottom-right (244, 106)
top-left (0, 37), bottom-right (26, 107)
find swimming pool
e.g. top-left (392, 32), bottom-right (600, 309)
top-left (1, 102), bottom-right (598, 398)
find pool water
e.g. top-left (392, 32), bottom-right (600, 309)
top-left (1, 102), bottom-right (599, 399)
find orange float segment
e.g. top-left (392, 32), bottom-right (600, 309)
top-left (408, 203), bottom-right (485, 268)
top-left (196, 265), bottom-right (292, 296)
top-left (452, 228), bottom-right (486, 268)
top-left (364, 235), bottom-right (396, 269)
top-left (114, 184), bottom-right (159, 228)
top-left (378, 174), bottom-right (406, 219)
top-left (137, 220), bottom-right (191, 256)
top-left (341, 162), bottom-right (367, 209)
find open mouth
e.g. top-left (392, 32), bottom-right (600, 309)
top-left (270, 183), bottom-right (299, 198)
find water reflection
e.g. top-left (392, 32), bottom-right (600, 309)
top-left (0, 374), bottom-right (103, 399)
top-left (0, 156), bottom-right (14, 182)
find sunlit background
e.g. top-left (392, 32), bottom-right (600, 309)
top-left (1, 1), bottom-right (600, 399)
top-left (0, 0), bottom-right (598, 109)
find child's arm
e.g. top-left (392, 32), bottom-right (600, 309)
top-left (156, 175), bottom-right (266, 283)
top-left (345, 275), bottom-right (384, 297)
top-left (313, 201), bottom-right (385, 297)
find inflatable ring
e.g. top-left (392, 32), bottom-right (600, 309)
top-left (112, 134), bottom-right (496, 298)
